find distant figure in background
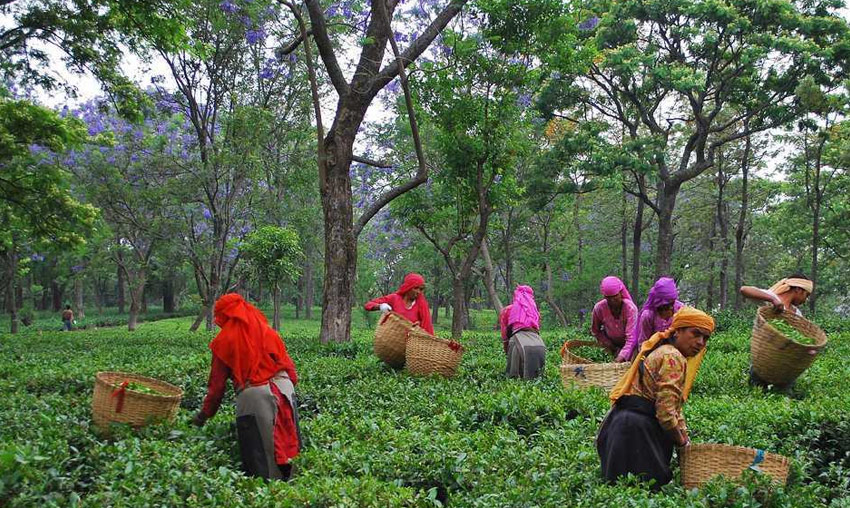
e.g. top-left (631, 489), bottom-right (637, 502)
top-left (597, 307), bottom-right (715, 490)
top-left (499, 285), bottom-right (547, 379)
top-left (61, 305), bottom-right (74, 331)
top-left (619, 277), bottom-right (683, 361)
top-left (364, 273), bottom-right (434, 335)
top-left (740, 273), bottom-right (814, 388)
top-left (590, 276), bottom-right (638, 361)
top-left (193, 293), bottom-right (301, 481)
top-left (739, 273), bottom-right (812, 317)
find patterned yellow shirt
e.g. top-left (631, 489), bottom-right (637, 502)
top-left (624, 343), bottom-right (688, 443)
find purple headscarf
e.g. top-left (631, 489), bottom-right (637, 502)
top-left (600, 276), bottom-right (633, 301)
top-left (508, 285), bottom-right (540, 331)
top-left (640, 277), bottom-right (678, 313)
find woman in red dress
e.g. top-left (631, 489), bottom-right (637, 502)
top-left (364, 273), bottom-right (434, 334)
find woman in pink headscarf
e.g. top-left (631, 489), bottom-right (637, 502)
top-left (499, 285), bottom-right (547, 379)
top-left (364, 273), bottom-right (434, 334)
top-left (619, 277), bottom-right (683, 361)
top-left (591, 276), bottom-right (638, 362)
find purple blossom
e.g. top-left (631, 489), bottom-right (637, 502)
top-left (246, 28), bottom-right (266, 45)
top-left (30, 254), bottom-right (45, 262)
top-left (259, 67), bottom-right (275, 80)
top-left (578, 16), bottom-right (600, 31)
top-left (71, 265), bottom-right (84, 273)
top-left (107, 155), bottom-right (116, 164)
top-left (219, 0), bottom-right (238, 14)
top-left (393, 31), bottom-right (407, 43)
top-left (326, 3), bottom-right (339, 16)
top-left (240, 15), bottom-right (252, 27)
top-left (516, 93), bottom-right (533, 109)
top-left (386, 79), bottom-right (401, 94)
top-left (202, 207), bottom-right (212, 219)
top-left (288, 53), bottom-right (297, 63)
top-left (29, 144), bottom-right (46, 155)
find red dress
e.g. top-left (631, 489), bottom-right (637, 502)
top-left (364, 293), bottom-right (434, 334)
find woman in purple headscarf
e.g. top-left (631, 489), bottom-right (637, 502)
top-left (618, 277), bottom-right (683, 362)
top-left (591, 276), bottom-right (639, 362)
top-left (499, 285), bottom-right (547, 379)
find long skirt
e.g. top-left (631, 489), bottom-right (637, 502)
top-left (596, 395), bottom-right (674, 490)
top-left (505, 330), bottom-right (547, 379)
top-left (235, 372), bottom-right (301, 480)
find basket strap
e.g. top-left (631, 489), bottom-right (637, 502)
top-left (748, 449), bottom-right (765, 472)
top-left (112, 380), bottom-right (129, 413)
top-left (379, 313), bottom-right (390, 325)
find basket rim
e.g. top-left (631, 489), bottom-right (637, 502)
top-left (755, 306), bottom-right (827, 349)
top-left (681, 442), bottom-right (790, 465)
top-left (560, 339), bottom-right (621, 366)
top-left (95, 371), bottom-right (183, 400)
top-left (560, 361), bottom-right (629, 372)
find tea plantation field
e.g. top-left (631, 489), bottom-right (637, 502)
top-left (1, 315), bottom-right (848, 506)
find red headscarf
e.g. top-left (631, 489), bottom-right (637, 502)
top-left (395, 273), bottom-right (433, 335)
top-left (210, 293), bottom-right (297, 389)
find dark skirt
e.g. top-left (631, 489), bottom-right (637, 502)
top-left (596, 395), bottom-right (674, 490)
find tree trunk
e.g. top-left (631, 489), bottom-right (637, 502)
top-left (189, 306), bottom-right (207, 332)
top-left (451, 275), bottom-right (467, 338)
top-left (163, 278), bottom-right (175, 313)
top-left (480, 238), bottom-right (503, 317)
top-left (273, 284), bottom-right (281, 331)
top-left (631, 192), bottom-right (645, 299)
top-left (544, 261), bottom-right (568, 328)
top-left (127, 273), bottom-right (145, 332)
top-left (621, 192), bottom-right (629, 284)
top-left (810, 149), bottom-right (823, 315)
top-left (141, 285), bottom-right (148, 314)
top-left (655, 181), bottom-right (681, 277)
top-left (295, 274), bottom-right (303, 320)
top-left (74, 278), bottom-right (85, 319)
top-left (319, 128), bottom-right (358, 343)
top-left (573, 195), bottom-right (584, 276)
top-left (52, 281), bottom-right (62, 312)
top-left (117, 264), bottom-right (125, 314)
top-left (6, 245), bottom-right (18, 334)
top-left (733, 131), bottom-right (751, 311)
top-left (503, 208), bottom-right (514, 292)
top-left (304, 257), bottom-right (314, 319)
top-left (431, 294), bottom-right (439, 324)
top-left (707, 212), bottom-right (717, 310)
top-left (718, 176), bottom-right (730, 310)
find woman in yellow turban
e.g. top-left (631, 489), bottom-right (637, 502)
top-left (596, 307), bottom-right (715, 490)
top-left (739, 272), bottom-right (813, 317)
top-left (740, 272), bottom-right (814, 388)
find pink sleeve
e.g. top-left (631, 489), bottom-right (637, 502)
top-left (624, 301), bottom-right (638, 343)
top-left (590, 302), bottom-right (604, 343)
top-left (620, 308), bottom-right (650, 360)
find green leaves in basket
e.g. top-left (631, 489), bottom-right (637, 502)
top-left (769, 319), bottom-right (816, 345)
top-left (125, 381), bottom-right (166, 396)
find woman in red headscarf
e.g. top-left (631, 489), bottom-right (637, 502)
top-left (192, 293), bottom-right (301, 481)
top-left (364, 273), bottom-right (434, 334)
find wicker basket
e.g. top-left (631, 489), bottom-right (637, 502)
top-left (559, 340), bottom-right (630, 391)
top-left (373, 311), bottom-right (415, 368)
top-left (679, 443), bottom-right (790, 489)
top-left (405, 327), bottom-right (463, 378)
top-left (91, 371), bottom-right (183, 431)
top-left (751, 306), bottom-right (827, 385)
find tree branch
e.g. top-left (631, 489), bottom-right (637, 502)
top-left (302, 0), bottom-right (349, 95)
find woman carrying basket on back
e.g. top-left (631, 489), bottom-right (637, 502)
top-left (364, 273), bottom-right (434, 335)
top-left (597, 307), bottom-right (715, 490)
top-left (192, 293), bottom-right (301, 481)
top-left (590, 276), bottom-right (638, 361)
top-left (740, 273), bottom-right (814, 388)
top-left (499, 285), bottom-right (547, 379)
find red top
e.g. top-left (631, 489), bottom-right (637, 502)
top-left (364, 293), bottom-right (435, 334)
top-left (201, 354), bottom-right (299, 463)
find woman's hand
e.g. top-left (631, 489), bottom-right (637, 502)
top-left (614, 353), bottom-right (629, 363)
top-left (191, 411), bottom-right (207, 427)
top-left (379, 303), bottom-right (392, 313)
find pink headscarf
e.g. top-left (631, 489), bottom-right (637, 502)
top-left (508, 285), bottom-right (540, 331)
top-left (600, 276), bottom-right (632, 301)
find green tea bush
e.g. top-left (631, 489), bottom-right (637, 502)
top-left (0, 313), bottom-right (847, 506)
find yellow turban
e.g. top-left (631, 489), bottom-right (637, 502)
top-left (609, 306), bottom-right (715, 404)
top-left (769, 278), bottom-right (813, 295)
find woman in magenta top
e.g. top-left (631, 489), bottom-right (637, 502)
top-left (618, 277), bottom-right (683, 361)
top-left (499, 285), bottom-right (546, 379)
top-left (364, 273), bottom-right (434, 334)
top-left (591, 276), bottom-right (638, 360)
